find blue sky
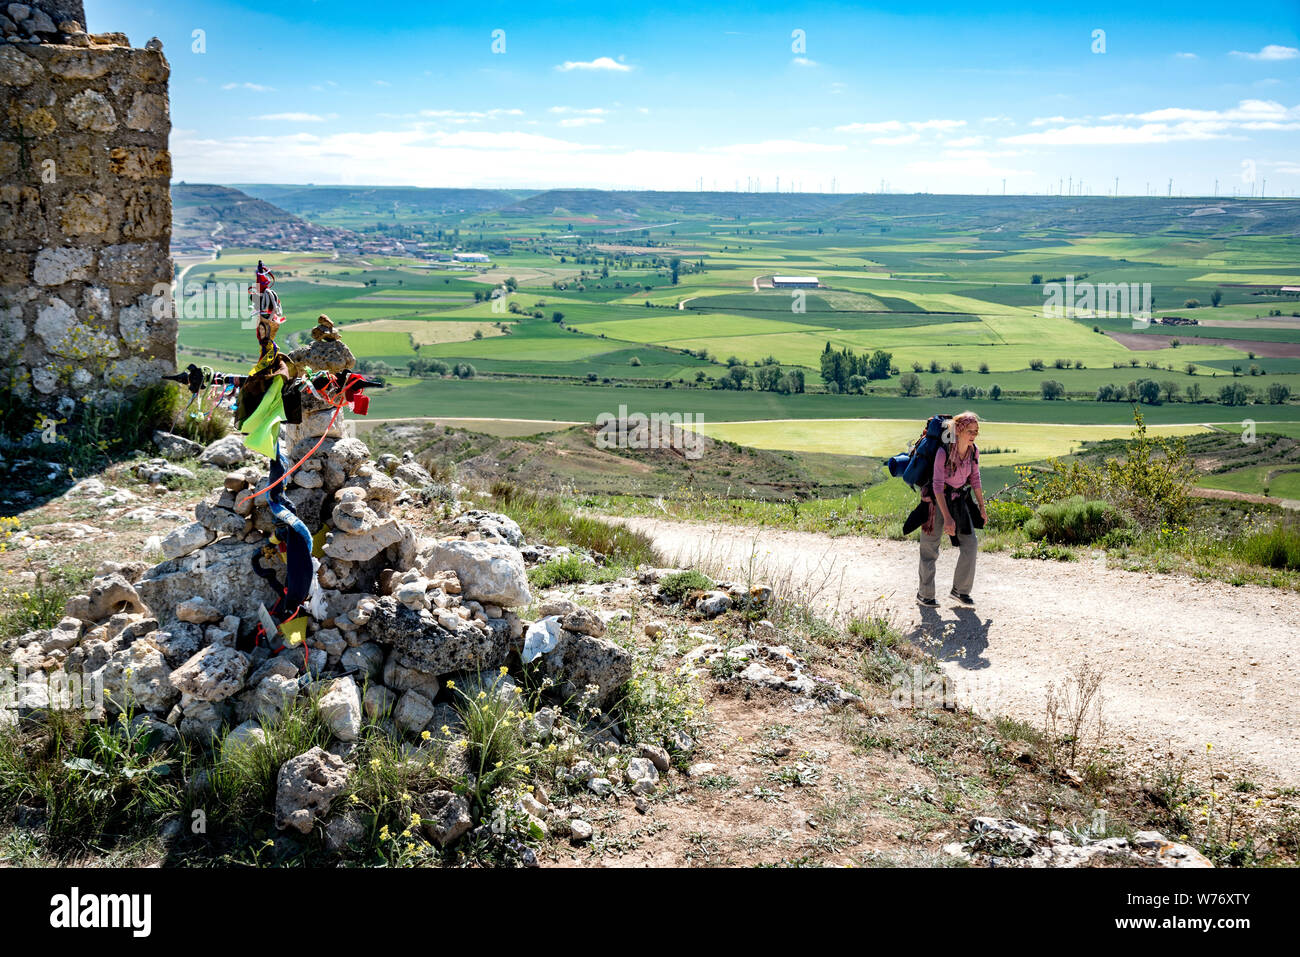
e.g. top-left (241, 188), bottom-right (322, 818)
top-left (93, 0), bottom-right (1300, 194)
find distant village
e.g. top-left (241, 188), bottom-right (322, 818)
top-left (170, 217), bottom-right (498, 266)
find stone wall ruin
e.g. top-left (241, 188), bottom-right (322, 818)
top-left (1, 2), bottom-right (175, 407)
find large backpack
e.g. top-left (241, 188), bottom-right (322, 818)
top-left (887, 413), bottom-right (954, 492)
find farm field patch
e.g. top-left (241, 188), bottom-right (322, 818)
top-left (688, 418), bottom-right (1214, 465)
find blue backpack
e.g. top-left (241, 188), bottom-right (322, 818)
top-left (887, 414), bottom-right (953, 492)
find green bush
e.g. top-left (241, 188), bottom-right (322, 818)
top-left (658, 570), bottom-right (715, 603)
top-left (1023, 496), bottom-right (1131, 545)
top-left (986, 500), bottom-right (1033, 531)
top-left (1017, 408), bottom-right (1195, 529)
top-left (1233, 523), bottom-right (1300, 571)
top-left (529, 554), bottom-right (594, 588)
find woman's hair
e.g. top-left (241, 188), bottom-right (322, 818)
top-left (942, 411), bottom-right (980, 473)
top-left (953, 411), bottom-right (979, 434)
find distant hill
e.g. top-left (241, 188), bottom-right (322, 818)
top-left (174, 183), bottom-right (1300, 240)
top-left (172, 183), bottom-right (304, 239)
top-left (234, 184), bottom-right (534, 223)
top-left (506, 190), bottom-right (1300, 236)
top-left (171, 183), bottom-right (357, 250)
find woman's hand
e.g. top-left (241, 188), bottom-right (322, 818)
top-left (943, 519), bottom-right (956, 536)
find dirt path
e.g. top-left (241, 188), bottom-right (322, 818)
top-left (618, 516), bottom-right (1300, 785)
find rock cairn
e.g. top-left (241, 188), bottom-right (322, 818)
top-left (3, 424), bottom-right (641, 841)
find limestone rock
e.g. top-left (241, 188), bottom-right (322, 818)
top-left (324, 811), bottom-right (365, 853)
top-left (362, 683), bottom-right (396, 720)
top-left (199, 434), bottom-right (256, 469)
top-left (287, 337), bottom-right (354, 373)
top-left (97, 636), bottom-right (178, 715)
top-left (176, 596), bottom-right (222, 624)
top-left (370, 597), bottom-right (508, 676)
top-left (221, 720), bottom-right (266, 762)
top-left (541, 631), bottom-right (634, 706)
top-left (168, 645), bottom-right (250, 703)
top-left (421, 539), bottom-right (530, 608)
top-left (322, 518), bottom-right (401, 562)
top-left (317, 675), bottom-right (362, 741)
top-left (274, 746), bottom-right (353, 834)
top-left (380, 652), bottom-right (441, 700)
top-left (64, 573), bottom-right (144, 624)
top-left (637, 743), bottom-right (671, 773)
top-left (153, 430), bottom-right (203, 460)
top-left (237, 673), bottom-right (298, 725)
top-left (136, 538), bottom-right (278, 623)
top-left (416, 790), bottom-right (472, 847)
top-left (340, 642), bottom-right (384, 680)
top-left (561, 607), bottom-right (605, 638)
top-left (393, 689), bottom-right (435, 735)
top-left (450, 510), bottom-right (524, 547)
top-left (32, 245), bottom-right (93, 285)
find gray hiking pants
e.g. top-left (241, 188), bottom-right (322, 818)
top-left (918, 523), bottom-right (977, 599)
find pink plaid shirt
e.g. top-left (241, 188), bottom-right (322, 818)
top-left (932, 444), bottom-right (981, 500)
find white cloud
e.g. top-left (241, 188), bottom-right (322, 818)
top-left (1175, 52), bottom-right (1197, 59)
top-left (559, 117), bottom-right (605, 127)
top-left (549, 107), bottom-right (608, 115)
top-left (791, 57), bottom-right (818, 67)
top-left (944, 135), bottom-right (986, 148)
top-left (1011, 100), bottom-right (1300, 144)
top-left (256, 112), bottom-right (334, 123)
top-left (836, 118), bottom-right (964, 133)
top-left (706, 139), bottom-right (846, 154)
top-left (414, 108), bottom-right (525, 124)
top-left (425, 130), bottom-right (601, 152)
top-left (1231, 44), bottom-right (1299, 61)
top-left (1030, 115), bottom-right (1089, 126)
top-left (872, 133), bottom-right (921, 146)
top-left (556, 57), bottom-right (631, 72)
top-left (836, 120), bottom-right (904, 133)
top-left (222, 82), bottom-right (273, 92)
top-left (1003, 122), bottom-right (1228, 145)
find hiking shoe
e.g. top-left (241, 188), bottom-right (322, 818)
top-left (950, 589), bottom-right (975, 606)
top-left (916, 594), bottom-right (939, 607)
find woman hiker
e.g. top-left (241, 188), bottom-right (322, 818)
top-left (918, 411), bottom-right (987, 607)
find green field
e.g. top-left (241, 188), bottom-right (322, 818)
top-left (690, 418), bottom-right (1214, 465)
top-left (364, 378), bottom-right (1300, 427)
top-left (179, 206), bottom-right (1300, 437)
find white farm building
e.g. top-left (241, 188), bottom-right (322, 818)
top-left (771, 275), bottom-right (819, 288)
top-left (454, 252), bottom-right (491, 263)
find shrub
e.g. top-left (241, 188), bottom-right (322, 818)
top-left (1029, 358), bottom-right (1045, 371)
top-left (1017, 408), bottom-right (1194, 528)
top-left (658, 570), bottom-right (715, 603)
top-left (1023, 496), bottom-right (1131, 545)
top-left (1233, 523), bottom-right (1300, 571)
top-left (529, 554), bottom-right (595, 588)
top-left (986, 500), bottom-right (1033, 531)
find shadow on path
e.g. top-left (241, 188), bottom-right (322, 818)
top-left (906, 604), bottom-right (993, 670)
